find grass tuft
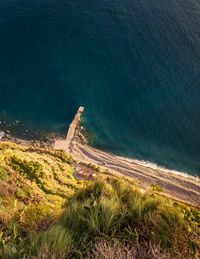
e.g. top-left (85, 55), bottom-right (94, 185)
top-left (19, 178), bottom-right (200, 258)
top-left (0, 165), bottom-right (9, 181)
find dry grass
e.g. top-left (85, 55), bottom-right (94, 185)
top-left (23, 246), bottom-right (72, 259)
top-left (91, 240), bottom-right (171, 259)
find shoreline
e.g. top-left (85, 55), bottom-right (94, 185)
top-left (117, 155), bottom-right (200, 182)
top-left (76, 128), bottom-right (200, 183)
top-left (1, 125), bottom-right (200, 208)
top-left (68, 134), bottom-right (200, 208)
top-left (1, 133), bottom-right (200, 208)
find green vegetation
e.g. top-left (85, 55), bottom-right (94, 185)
top-left (84, 163), bottom-right (138, 187)
top-left (0, 141), bottom-right (199, 258)
top-left (87, 163), bottom-right (101, 172)
top-left (12, 179), bottom-right (200, 258)
top-left (15, 188), bottom-right (26, 199)
top-left (0, 165), bottom-right (9, 181)
top-left (151, 183), bottom-right (163, 192)
top-left (0, 141), bottom-right (77, 258)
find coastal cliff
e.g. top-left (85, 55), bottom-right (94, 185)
top-left (0, 140), bottom-right (200, 258)
top-left (0, 109), bottom-right (199, 258)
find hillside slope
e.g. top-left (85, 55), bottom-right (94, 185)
top-left (0, 141), bottom-right (199, 258)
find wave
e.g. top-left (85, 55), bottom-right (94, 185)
top-left (79, 124), bottom-right (200, 182)
top-left (116, 155), bottom-right (200, 182)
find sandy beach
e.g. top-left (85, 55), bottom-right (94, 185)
top-left (2, 128), bottom-right (200, 208)
top-left (68, 140), bottom-right (200, 208)
top-left (52, 107), bottom-right (200, 208)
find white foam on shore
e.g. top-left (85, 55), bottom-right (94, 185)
top-left (79, 125), bottom-right (200, 182)
top-left (116, 155), bottom-right (200, 182)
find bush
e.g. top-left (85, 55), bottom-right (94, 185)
top-left (9, 156), bottom-right (43, 182)
top-left (15, 188), bottom-right (26, 198)
top-left (0, 165), bottom-right (9, 181)
top-left (151, 183), bottom-right (162, 192)
top-left (77, 180), bottom-right (84, 185)
top-left (87, 163), bottom-right (101, 172)
top-left (21, 203), bottom-right (49, 227)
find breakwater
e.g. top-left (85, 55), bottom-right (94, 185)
top-left (54, 106), bottom-right (84, 151)
top-left (66, 106), bottom-right (84, 148)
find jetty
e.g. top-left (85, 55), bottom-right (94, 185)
top-left (53, 106), bottom-right (200, 208)
top-left (66, 106), bottom-right (84, 148)
top-left (54, 106), bottom-right (84, 151)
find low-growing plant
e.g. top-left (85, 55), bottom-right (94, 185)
top-left (0, 165), bottom-right (9, 181)
top-left (9, 156), bottom-right (43, 182)
top-left (177, 203), bottom-right (200, 227)
top-left (87, 163), bottom-right (101, 172)
top-left (15, 188), bottom-right (26, 199)
top-left (15, 185), bottom-right (33, 199)
top-left (18, 178), bottom-right (199, 258)
top-left (151, 183), bottom-right (162, 192)
top-left (103, 169), bottom-right (113, 176)
top-left (91, 240), bottom-right (171, 259)
top-left (21, 203), bottom-right (49, 227)
top-left (77, 180), bottom-right (84, 185)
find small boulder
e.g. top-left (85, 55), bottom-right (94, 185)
top-left (0, 131), bottom-right (5, 139)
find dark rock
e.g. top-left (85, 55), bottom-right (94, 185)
top-left (0, 131), bottom-right (5, 139)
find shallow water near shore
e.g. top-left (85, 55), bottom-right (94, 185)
top-left (0, 0), bottom-right (200, 176)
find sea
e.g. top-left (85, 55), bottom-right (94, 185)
top-left (0, 0), bottom-right (200, 176)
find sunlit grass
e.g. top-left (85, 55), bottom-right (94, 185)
top-left (21, 178), bottom-right (200, 258)
top-left (0, 141), bottom-right (199, 258)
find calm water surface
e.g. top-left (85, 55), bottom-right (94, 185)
top-left (0, 0), bottom-right (200, 175)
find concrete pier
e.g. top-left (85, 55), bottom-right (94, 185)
top-left (54, 106), bottom-right (84, 151)
top-left (65, 106), bottom-right (84, 148)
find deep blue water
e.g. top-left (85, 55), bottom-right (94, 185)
top-left (0, 0), bottom-right (200, 175)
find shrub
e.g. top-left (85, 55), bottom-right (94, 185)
top-left (178, 203), bottom-right (200, 227)
top-left (9, 156), bottom-right (43, 182)
top-left (15, 188), bottom-right (26, 199)
top-left (0, 165), bottom-right (9, 181)
top-left (21, 203), bottom-right (49, 227)
top-left (151, 183), bottom-right (162, 192)
top-left (77, 180), bottom-right (84, 185)
top-left (153, 205), bottom-right (191, 256)
top-left (87, 163), bottom-right (101, 172)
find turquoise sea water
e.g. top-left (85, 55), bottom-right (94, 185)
top-left (0, 0), bottom-right (200, 175)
